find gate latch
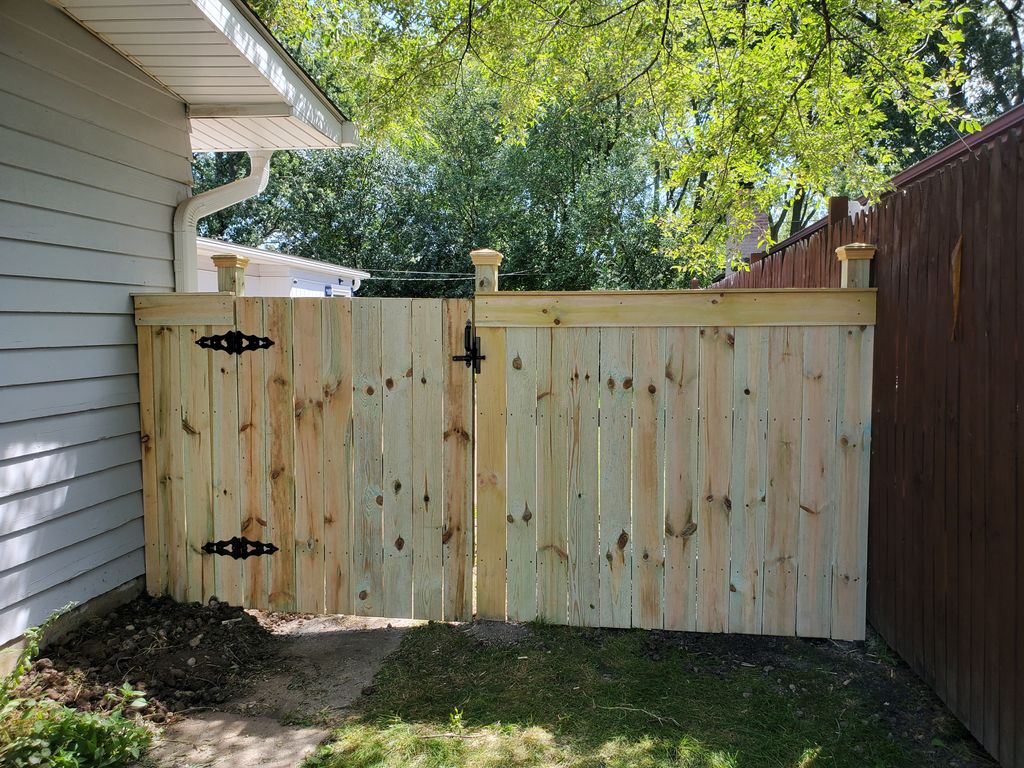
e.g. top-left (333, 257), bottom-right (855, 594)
top-left (452, 321), bottom-right (485, 374)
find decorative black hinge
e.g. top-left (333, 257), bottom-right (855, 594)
top-left (452, 320), bottom-right (485, 374)
top-left (202, 537), bottom-right (279, 560)
top-left (196, 330), bottom-right (275, 356)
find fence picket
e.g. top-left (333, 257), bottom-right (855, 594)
top-left (697, 326), bottom-right (734, 633)
top-left (264, 299), bottom-right (296, 611)
top-left (382, 299), bottom-right (414, 617)
top-left (566, 329), bottom-right (600, 626)
top-left (293, 299), bottom-right (325, 613)
top-left (506, 327), bottom-right (538, 621)
top-left (352, 299), bottom-right (384, 616)
top-left (322, 300), bottom-right (353, 615)
top-left (631, 327), bottom-right (666, 629)
top-left (796, 326), bottom-right (839, 638)
top-left (728, 327), bottom-right (768, 634)
top-left (764, 326), bottom-right (804, 635)
top-left (598, 328), bottom-right (634, 628)
top-left (664, 327), bottom-right (699, 632)
top-left (441, 299), bottom-right (473, 620)
top-left (236, 298), bottom-right (270, 609)
top-left (411, 299), bottom-right (444, 619)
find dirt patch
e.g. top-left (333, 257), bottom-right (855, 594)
top-left (14, 595), bottom-right (273, 723)
top-left (462, 620), bottom-right (531, 647)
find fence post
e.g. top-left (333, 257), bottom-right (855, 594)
top-left (470, 248), bottom-right (503, 293)
top-left (836, 243), bottom-right (875, 288)
top-left (211, 253), bottom-right (249, 295)
top-left (471, 247), bottom-right (507, 621)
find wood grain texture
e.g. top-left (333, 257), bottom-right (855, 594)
top-left (236, 298), bottom-right (270, 610)
top-left (441, 299), bottom-right (473, 620)
top-left (411, 299), bottom-right (444, 619)
top-left (322, 300), bottom-right (353, 615)
top-left (537, 329), bottom-right (568, 623)
top-left (209, 321), bottom-right (243, 607)
top-left (566, 329), bottom-right (600, 626)
top-left (153, 325), bottom-right (183, 600)
top-left (696, 326), bottom-right (734, 633)
top-left (351, 299), bottom-right (384, 616)
top-left (292, 300), bottom-right (325, 613)
top-left (505, 327), bottom-right (538, 622)
top-left (631, 327), bottom-right (666, 630)
top-left (796, 326), bottom-right (839, 638)
top-left (475, 325), bottom-right (508, 619)
top-left (264, 299), bottom-right (295, 611)
top-left (476, 289), bottom-right (876, 328)
top-left (597, 328), bottom-right (633, 628)
top-left (381, 299), bottom-right (414, 618)
top-left (763, 326), bottom-right (804, 636)
top-left (727, 327), bottom-right (768, 635)
top-left (831, 325), bottom-right (872, 640)
top-left (180, 325), bottom-right (213, 604)
top-left (136, 325), bottom-right (163, 595)
top-left (663, 328), bottom-right (699, 632)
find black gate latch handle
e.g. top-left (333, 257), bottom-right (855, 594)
top-left (452, 320), bottom-right (485, 374)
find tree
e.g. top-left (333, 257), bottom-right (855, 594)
top-left (247, 0), bottom-right (970, 269)
top-left (193, 81), bottom-right (677, 296)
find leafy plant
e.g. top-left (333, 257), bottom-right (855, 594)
top-left (0, 609), bottom-right (151, 768)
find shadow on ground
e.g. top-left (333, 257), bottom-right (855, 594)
top-left (305, 621), bottom-right (997, 768)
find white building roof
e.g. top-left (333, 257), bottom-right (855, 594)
top-left (197, 237), bottom-right (370, 281)
top-left (53, 0), bottom-right (357, 151)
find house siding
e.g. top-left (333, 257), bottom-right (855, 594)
top-left (0, 1), bottom-right (192, 644)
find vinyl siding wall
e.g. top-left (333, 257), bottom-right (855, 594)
top-left (0, 0), bottom-right (192, 644)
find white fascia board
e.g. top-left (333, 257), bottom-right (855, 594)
top-left (194, 0), bottom-right (357, 147)
top-left (197, 237), bottom-right (369, 280)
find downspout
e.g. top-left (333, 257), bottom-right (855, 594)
top-left (173, 150), bottom-right (274, 292)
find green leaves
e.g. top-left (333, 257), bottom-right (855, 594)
top-left (242, 0), bottom-right (978, 275)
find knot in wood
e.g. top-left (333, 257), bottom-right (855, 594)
top-left (623, 378), bottom-right (633, 390)
top-left (375, 494), bottom-right (384, 506)
top-left (648, 383), bottom-right (657, 394)
top-left (358, 590), bottom-right (368, 600)
top-left (395, 536), bottom-right (405, 551)
top-left (393, 480), bottom-right (402, 493)
top-left (365, 385), bottom-right (375, 396)
top-left (385, 377), bottom-right (395, 390)
top-left (512, 355), bottom-right (523, 370)
top-left (617, 530), bottom-right (629, 549)
top-left (506, 514), bottom-right (515, 524)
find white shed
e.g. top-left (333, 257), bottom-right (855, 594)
top-left (196, 237), bottom-right (369, 297)
top-left (0, 0), bottom-right (356, 659)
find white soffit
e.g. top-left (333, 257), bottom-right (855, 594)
top-left (55, 0), bottom-right (358, 151)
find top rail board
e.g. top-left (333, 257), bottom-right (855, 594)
top-left (475, 288), bottom-right (876, 328)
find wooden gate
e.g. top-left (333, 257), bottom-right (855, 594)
top-left (473, 285), bottom-right (876, 640)
top-left (134, 295), bottom-right (473, 620)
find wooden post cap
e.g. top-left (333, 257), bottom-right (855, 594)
top-left (210, 253), bottom-right (250, 269)
top-left (836, 243), bottom-right (876, 261)
top-left (470, 248), bottom-right (504, 266)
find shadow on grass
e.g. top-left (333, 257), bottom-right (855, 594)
top-left (306, 622), bottom-right (992, 768)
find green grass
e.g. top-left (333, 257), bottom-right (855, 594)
top-left (305, 623), bottom-right (938, 768)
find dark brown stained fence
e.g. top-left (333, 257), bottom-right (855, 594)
top-left (715, 127), bottom-right (1023, 767)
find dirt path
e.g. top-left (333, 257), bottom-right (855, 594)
top-left (146, 615), bottom-right (418, 768)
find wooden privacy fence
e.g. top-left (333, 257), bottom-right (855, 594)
top-left (134, 294), bottom-right (474, 620)
top-left (473, 250), bottom-right (876, 640)
top-left (134, 246), bottom-right (875, 642)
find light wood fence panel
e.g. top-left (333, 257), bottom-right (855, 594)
top-left (136, 295), bottom-right (473, 621)
top-left (475, 289), bottom-right (875, 640)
